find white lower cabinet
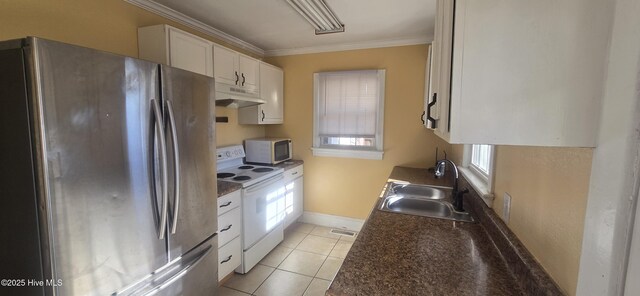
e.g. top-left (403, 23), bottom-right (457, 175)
top-left (218, 237), bottom-right (241, 282)
top-left (217, 190), bottom-right (241, 281)
top-left (218, 207), bottom-right (241, 248)
top-left (283, 165), bottom-right (304, 229)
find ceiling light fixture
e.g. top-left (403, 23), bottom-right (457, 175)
top-left (286, 0), bottom-right (345, 35)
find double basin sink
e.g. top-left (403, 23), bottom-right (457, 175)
top-left (378, 182), bottom-right (474, 223)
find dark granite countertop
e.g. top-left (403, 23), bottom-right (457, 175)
top-left (217, 180), bottom-right (242, 198)
top-left (327, 166), bottom-right (562, 296)
top-left (272, 159), bottom-right (304, 171)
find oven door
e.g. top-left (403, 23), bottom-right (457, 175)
top-left (272, 139), bottom-right (292, 164)
top-left (242, 175), bottom-right (286, 249)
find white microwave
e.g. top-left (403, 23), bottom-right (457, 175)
top-left (244, 138), bottom-right (292, 165)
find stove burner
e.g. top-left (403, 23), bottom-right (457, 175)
top-left (233, 176), bottom-right (251, 181)
top-left (217, 172), bottom-right (235, 178)
top-left (253, 168), bottom-right (274, 173)
top-left (238, 165), bottom-right (254, 170)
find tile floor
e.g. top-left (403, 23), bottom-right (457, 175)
top-left (220, 223), bottom-right (357, 296)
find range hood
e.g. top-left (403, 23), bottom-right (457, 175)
top-left (215, 83), bottom-right (265, 108)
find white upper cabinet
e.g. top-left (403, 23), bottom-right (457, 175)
top-left (238, 62), bottom-right (284, 124)
top-left (138, 25), bottom-right (213, 77)
top-left (424, 0), bottom-right (454, 136)
top-left (213, 45), bottom-right (239, 85)
top-left (428, 0), bottom-right (613, 147)
top-left (422, 45), bottom-right (434, 129)
top-left (238, 55), bottom-right (259, 91)
top-left (428, 0), bottom-right (454, 140)
top-left (213, 44), bottom-right (259, 94)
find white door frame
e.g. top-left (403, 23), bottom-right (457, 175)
top-left (625, 183), bottom-right (640, 295)
top-left (576, 0), bottom-right (640, 294)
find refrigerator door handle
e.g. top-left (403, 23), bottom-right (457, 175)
top-left (142, 244), bottom-right (213, 296)
top-left (166, 100), bottom-right (180, 234)
top-left (152, 99), bottom-right (169, 240)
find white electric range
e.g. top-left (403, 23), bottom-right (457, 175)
top-left (216, 145), bottom-right (286, 274)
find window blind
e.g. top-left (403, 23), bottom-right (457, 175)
top-left (316, 70), bottom-right (381, 148)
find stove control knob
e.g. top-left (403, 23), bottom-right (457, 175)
top-left (225, 151), bottom-right (231, 157)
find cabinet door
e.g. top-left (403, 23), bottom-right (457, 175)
top-left (291, 177), bottom-right (304, 223)
top-left (432, 0), bottom-right (455, 140)
top-left (423, 45), bottom-right (433, 128)
top-left (239, 55), bottom-right (259, 92)
top-left (284, 176), bottom-right (303, 229)
top-left (218, 237), bottom-right (241, 281)
top-left (213, 45), bottom-right (239, 85)
top-left (447, 0), bottom-right (609, 146)
top-left (168, 28), bottom-right (213, 77)
top-left (217, 207), bottom-right (241, 248)
top-left (259, 63), bottom-right (284, 124)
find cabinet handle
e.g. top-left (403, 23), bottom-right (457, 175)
top-left (421, 111), bottom-right (426, 125)
top-left (241, 73), bottom-right (246, 86)
top-left (220, 224), bottom-right (232, 232)
top-left (291, 171), bottom-right (298, 175)
top-left (261, 110), bottom-right (265, 121)
top-left (220, 201), bottom-right (232, 208)
top-left (426, 93), bottom-right (438, 128)
top-left (220, 255), bottom-right (232, 264)
top-left (235, 71), bottom-right (239, 85)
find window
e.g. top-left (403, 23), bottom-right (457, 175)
top-left (470, 144), bottom-right (492, 180)
top-left (312, 70), bottom-right (385, 159)
top-left (461, 144), bottom-right (495, 206)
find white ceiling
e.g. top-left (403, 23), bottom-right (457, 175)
top-left (147, 0), bottom-right (436, 56)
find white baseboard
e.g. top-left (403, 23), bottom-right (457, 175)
top-left (300, 211), bottom-right (365, 232)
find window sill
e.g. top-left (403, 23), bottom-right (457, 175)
top-left (458, 166), bottom-right (494, 207)
top-left (311, 147), bottom-right (384, 160)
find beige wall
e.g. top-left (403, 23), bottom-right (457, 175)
top-left (0, 0), bottom-right (264, 147)
top-left (265, 45), bottom-right (451, 219)
top-left (216, 107), bottom-right (265, 146)
top-left (452, 145), bottom-right (592, 295)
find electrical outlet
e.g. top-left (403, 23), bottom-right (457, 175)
top-left (503, 193), bottom-right (512, 224)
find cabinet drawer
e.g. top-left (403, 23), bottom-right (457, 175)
top-left (283, 165), bottom-right (303, 183)
top-left (218, 237), bottom-right (241, 281)
top-left (217, 190), bottom-right (241, 216)
top-left (218, 207), bottom-right (241, 247)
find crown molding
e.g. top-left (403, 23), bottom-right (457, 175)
top-left (264, 36), bottom-right (432, 56)
top-left (124, 0), bottom-right (265, 56)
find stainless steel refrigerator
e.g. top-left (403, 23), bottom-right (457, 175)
top-left (0, 37), bottom-right (218, 295)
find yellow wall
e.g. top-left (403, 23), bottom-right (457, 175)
top-left (452, 145), bottom-right (592, 295)
top-left (0, 0), bottom-right (264, 146)
top-left (216, 107), bottom-right (265, 146)
top-left (265, 45), bottom-right (451, 219)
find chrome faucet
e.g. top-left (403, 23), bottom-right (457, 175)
top-left (434, 159), bottom-right (469, 212)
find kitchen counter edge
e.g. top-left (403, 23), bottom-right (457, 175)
top-left (326, 166), bottom-right (564, 296)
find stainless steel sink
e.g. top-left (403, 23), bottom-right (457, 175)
top-left (390, 183), bottom-right (448, 200)
top-left (379, 182), bottom-right (474, 223)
